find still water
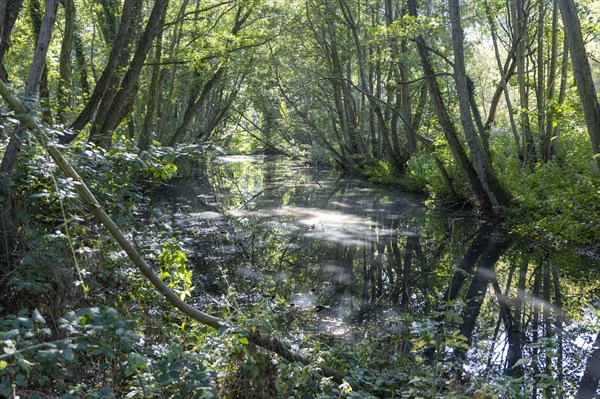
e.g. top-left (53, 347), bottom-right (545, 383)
top-left (156, 155), bottom-right (600, 397)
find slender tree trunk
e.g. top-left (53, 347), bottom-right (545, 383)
top-left (28, 0), bottom-right (53, 124)
top-left (448, 0), bottom-right (510, 210)
top-left (0, 0), bottom-right (25, 83)
top-left (0, 0), bottom-right (59, 175)
top-left (168, 67), bottom-right (225, 146)
top-left (536, 0), bottom-right (546, 163)
top-left (542, 1), bottom-right (559, 161)
top-left (67, 0), bottom-right (142, 136)
top-left (0, 1), bottom-right (5, 49)
top-left (156, 0), bottom-right (189, 143)
top-left (97, 0), bottom-right (119, 45)
top-left (57, 0), bottom-right (76, 125)
top-left (513, 0), bottom-right (537, 164)
top-left (73, 20), bottom-right (90, 102)
top-left (0, 0), bottom-right (59, 278)
top-left (138, 7), bottom-right (167, 150)
top-left (338, 0), bottom-right (394, 169)
top-left (95, 0), bottom-right (170, 147)
top-left (557, 0), bottom-right (600, 172)
top-left (408, 0), bottom-right (494, 214)
top-left (484, 57), bottom-right (516, 129)
top-left (554, 41), bottom-right (569, 140)
top-left (485, 1), bottom-right (522, 161)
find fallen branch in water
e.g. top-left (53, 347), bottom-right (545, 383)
top-left (0, 80), bottom-right (345, 385)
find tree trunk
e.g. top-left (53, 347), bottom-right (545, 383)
top-left (448, 0), bottom-right (510, 210)
top-left (95, 0), bottom-right (170, 147)
top-left (97, 0), bottom-right (119, 45)
top-left (0, 0), bottom-right (59, 175)
top-left (513, 0), bottom-right (537, 164)
top-left (73, 19), bottom-right (90, 102)
top-left (138, 7), bottom-right (166, 151)
top-left (57, 0), bottom-right (76, 125)
top-left (0, 0), bottom-right (25, 83)
top-left (557, 0), bottom-right (600, 172)
top-left (67, 0), bottom-right (142, 137)
top-left (485, 1), bottom-right (522, 161)
top-left (542, 1), bottom-right (559, 162)
top-left (536, 0), bottom-right (546, 163)
top-left (168, 66), bottom-right (225, 146)
top-left (338, 0), bottom-right (396, 169)
top-left (0, 0), bottom-right (59, 278)
top-left (408, 0), bottom-right (494, 214)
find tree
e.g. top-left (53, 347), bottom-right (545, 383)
top-left (557, 0), bottom-right (600, 172)
top-left (448, 0), bottom-right (511, 210)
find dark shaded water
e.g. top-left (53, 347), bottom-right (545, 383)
top-left (155, 155), bottom-right (600, 397)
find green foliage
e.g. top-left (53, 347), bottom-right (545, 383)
top-left (0, 307), bottom-right (216, 398)
top-left (364, 160), bottom-right (403, 186)
top-left (496, 130), bottom-right (600, 247)
top-left (160, 241), bottom-right (194, 301)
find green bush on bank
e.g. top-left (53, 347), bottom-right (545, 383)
top-left (496, 130), bottom-right (600, 248)
top-left (383, 129), bottom-right (600, 249)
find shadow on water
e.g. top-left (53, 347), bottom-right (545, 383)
top-left (152, 155), bottom-right (600, 398)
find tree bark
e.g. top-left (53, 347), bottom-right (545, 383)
top-left (407, 0), bottom-right (494, 214)
top-left (95, 0), bottom-right (170, 146)
top-left (67, 0), bottom-right (142, 137)
top-left (448, 0), bottom-right (510, 210)
top-left (57, 0), bottom-right (76, 125)
top-left (542, 1), bottom-right (559, 162)
top-left (557, 0), bottom-right (600, 172)
top-left (0, 0), bottom-right (25, 83)
top-left (0, 0), bottom-right (59, 175)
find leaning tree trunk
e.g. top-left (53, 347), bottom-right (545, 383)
top-left (557, 0), bottom-right (600, 172)
top-left (407, 0), bottom-right (494, 214)
top-left (448, 0), bottom-right (510, 210)
top-left (67, 0), bottom-right (142, 138)
top-left (95, 0), bottom-right (169, 147)
top-left (0, 0), bottom-right (59, 279)
top-left (0, 0), bottom-right (59, 175)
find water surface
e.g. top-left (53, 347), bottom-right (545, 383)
top-left (154, 155), bottom-right (600, 397)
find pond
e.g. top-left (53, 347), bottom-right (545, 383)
top-left (154, 155), bottom-right (600, 398)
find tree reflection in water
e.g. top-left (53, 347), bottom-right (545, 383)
top-left (153, 155), bottom-right (600, 398)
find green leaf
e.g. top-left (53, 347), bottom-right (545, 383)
top-left (512, 358), bottom-right (530, 368)
top-left (32, 309), bottom-right (46, 324)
